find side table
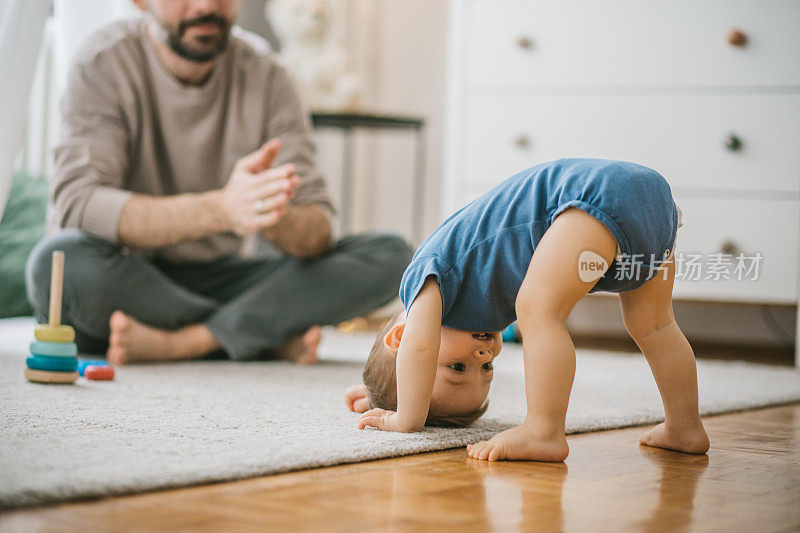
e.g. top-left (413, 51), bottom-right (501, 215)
top-left (311, 112), bottom-right (426, 242)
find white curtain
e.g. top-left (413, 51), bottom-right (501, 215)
top-left (0, 0), bottom-right (50, 219)
top-left (52, 0), bottom-right (140, 95)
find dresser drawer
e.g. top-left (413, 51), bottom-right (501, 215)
top-left (453, 94), bottom-right (800, 197)
top-left (466, 0), bottom-right (800, 89)
top-left (671, 197), bottom-right (798, 304)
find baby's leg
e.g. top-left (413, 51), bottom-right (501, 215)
top-left (468, 208), bottom-right (618, 462)
top-left (619, 255), bottom-right (710, 454)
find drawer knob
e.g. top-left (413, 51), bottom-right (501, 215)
top-left (724, 134), bottom-right (742, 152)
top-left (516, 36), bottom-right (533, 50)
top-left (513, 134), bottom-right (530, 148)
top-left (719, 240), bottom-right (740, 256)
top-left (727, 29), bottom-right (748, 47)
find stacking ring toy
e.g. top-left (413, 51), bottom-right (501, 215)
top-left (23, 251), bottom-right (80, 386)
top-left (34, 324), bottom-right (76, 343)
top-left (85, 365), bottom-right (115, 381)
top-left (24, 368), bottom-right (79, 384)
top-left (26, 356), bottom-right (78, 373)
top-left (78, 358), bottom-right (109, 376)
top-left (29, 340), bottom-right (77, 358)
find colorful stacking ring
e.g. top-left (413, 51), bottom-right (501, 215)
top-left (26, 355), bottom-right (78, 373)
top-left (29, 340), bottom-right (77, 358)
top-left (78, 358), bottom-right (109, 377)
top-left (85, 365), bottom-right (114, 381)
top-left (34, 324), bottom-right (76, 343)
top-left (24, 368), bottom-right (79, 384)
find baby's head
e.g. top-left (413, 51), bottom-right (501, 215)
top-left (362, 312), bottom-right (502, 427)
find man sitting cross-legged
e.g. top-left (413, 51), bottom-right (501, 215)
top-left (26, 0), bottom-right (411, 364)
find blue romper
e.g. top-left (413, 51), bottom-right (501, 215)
top-left (399, 158), bottom-right (680, 333)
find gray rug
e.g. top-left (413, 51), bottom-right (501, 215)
top-left (1, 318), bottom-right (799, 509)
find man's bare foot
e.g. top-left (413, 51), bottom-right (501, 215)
top-left (107, 311), bottom-right (219, 365)
top-left (639, 421), bottom-right (710, 454)
top-left (467, 423), bottom-right (569, 462)
top-left (276, 326), bottom-right (322, 365)
top-left (107, 311), bottom-right (171, 365)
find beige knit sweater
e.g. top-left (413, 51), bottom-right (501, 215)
top-left (51, 17), bottom-right (332, 262)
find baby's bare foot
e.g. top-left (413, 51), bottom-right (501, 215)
top-left (277, 326), bottom-right (322, 365)
top-left (639, 421), bottom-right (710, 454)
top-left (467, 423), bottom-right (569, 462)
top-left (107, 311), bottom-right (172, 365)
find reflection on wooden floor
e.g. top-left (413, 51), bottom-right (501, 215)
top-left (1, 404), bottom-right (798, 532)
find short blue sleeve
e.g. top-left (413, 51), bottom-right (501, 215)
top-left (399, 254), bottom-right (455, 316)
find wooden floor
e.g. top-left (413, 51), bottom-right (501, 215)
top-left (1, 404), bottom-right (798, 532)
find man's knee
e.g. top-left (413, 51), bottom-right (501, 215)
top-left (25, 230), bottom-right (116, 313)
top-left (351, 233), bottom-right (411, 273)
top-left (333, 233), bottom-right (413, 300)
top-left (344, 233), bottom-right (412, 264)
top-left (370, 234), bottom-right (412, 297)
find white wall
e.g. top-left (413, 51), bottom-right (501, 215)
top-left (371, 0), bottom-right (448, 242)
top-left (329, 0), bottom-right (448, 244)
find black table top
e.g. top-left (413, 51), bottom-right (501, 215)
top-left (311, 112), bottom-right (425, 130)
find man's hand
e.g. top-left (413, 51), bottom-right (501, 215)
top-left (221, 139), bottom-right (301, 235)
top-left (358, 408), bottom-right (419, 432)
top-left (345, 384), bottom-right (370, 413)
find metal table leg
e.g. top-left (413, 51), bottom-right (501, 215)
top-left (412, 127), bottom-right (427, 244)
top-left (341, 127), bottom-right (354, 233)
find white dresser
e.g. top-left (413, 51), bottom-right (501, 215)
top-left (443, 0), bottom-right (800, 364)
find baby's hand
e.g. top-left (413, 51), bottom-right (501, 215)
top-left (344, 384), bottom-right (370, 413)
top-left (358, 408), bottom-right (414, 432)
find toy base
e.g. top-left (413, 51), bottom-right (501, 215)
top-left (24, 368), bottom-right (79, 384)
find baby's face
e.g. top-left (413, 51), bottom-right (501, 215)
top-left (428, 328), bottom-right (502, 416)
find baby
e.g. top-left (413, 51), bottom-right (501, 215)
top-left (345, 158), bottom-right (710, 462)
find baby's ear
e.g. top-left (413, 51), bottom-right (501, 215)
top-left (383, 322), bottom-right (405, 355)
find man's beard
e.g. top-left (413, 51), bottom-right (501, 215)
top-left (153, 12), bottom-right (232, 63)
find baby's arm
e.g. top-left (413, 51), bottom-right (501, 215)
top-left (344, 384), bottom-right (370, 413)
top-left (358, 278), bottom-right (442, 432)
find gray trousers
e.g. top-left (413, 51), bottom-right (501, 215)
top-left (25, 229), bottom-right (412, 359)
